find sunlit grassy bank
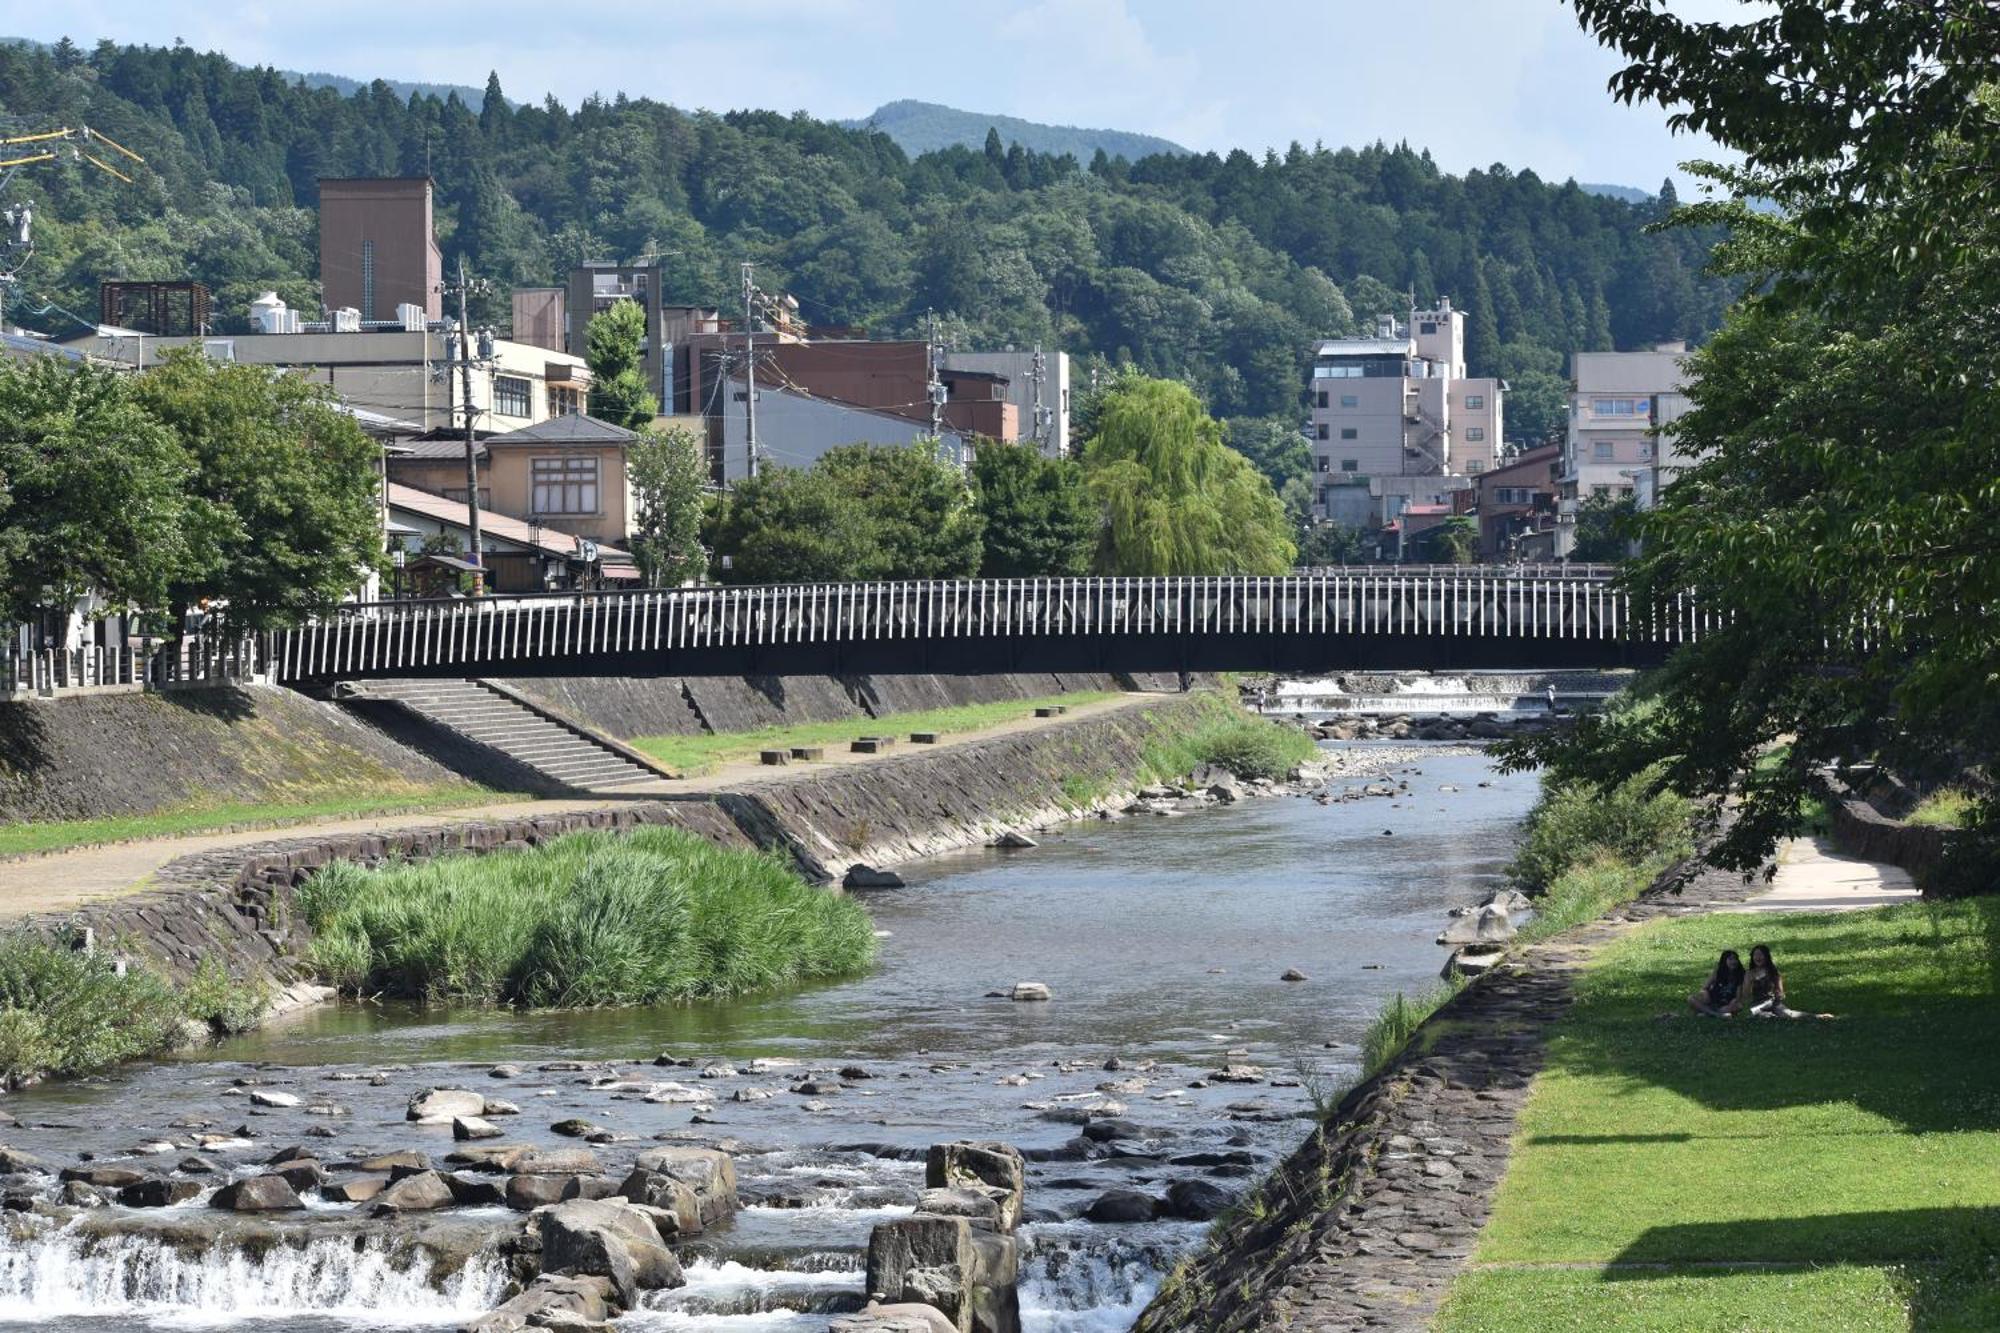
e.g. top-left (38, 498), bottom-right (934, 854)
top-left (630, 690), bottom-right (1121, 775)
top-left (1437, 898), bottom-right (2000, 1332)
top-left (0, 785), bottom-right (512, 859)
top-left (298, 826), bottom-right (876, 1007)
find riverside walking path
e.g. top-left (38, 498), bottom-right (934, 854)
top-left (0, 690), bottom-right (1167, 924)
top-left (1145, 835), bottom-right (1920, 1333)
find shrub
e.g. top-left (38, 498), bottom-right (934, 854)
top-left (178, 956), bottom-right (269, 1035)
top-left (1908, 786), bottom-right (1974, 829)
top-left (1360, 979), bottom-right (1463, 1077)
top-left (1142, 697), bottom-right (1319, 784)
top-left (1508, 765), bottom-right (1694, 893)
top-left (298, 827), bottom-right (877, 1008)
top-left (0, 934), bottom-right (190, 1082)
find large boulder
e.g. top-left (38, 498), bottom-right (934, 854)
top-left (407, 1088), bottom-right (486, 1124)
top-left (866, 1214), bottom-right (1020, 1333)
top-left (210, 1174), bottom-right (304, 1212)
top-left (1083, 1189), bottom-right (1161, 1223)
top-left (832, 1303), bottom-right (959, 1333)
top-left (1438, 904), bottom-right (1517, 947)
top-left (630, 1146), bottom-right (737, 1226)
top-left (1164, 1179), bottom-right (1234, 1221)
top-left (614, 1168), bottom-right (699, 1235)
top-left (538, 1197), bottom-right (685, 1310)
top-left (118, 1178), bottom-right (202, 1208)
top-left (925, 1142), bottom-right (1025, 1234)
top-left (466, 1274), bottom-right (613, 1332)
top-left (371, 1169), bottom-right (454, 1215)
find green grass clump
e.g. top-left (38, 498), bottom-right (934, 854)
top-left (1508, 765), bottom-right (1694, 894)
top-left (0, 935), bottom-right (267, 1083)
top-left (0, 786), bottom-right (517, 859)
top-left (632, 691), bottom-right (1120, 775)
top-left (1361, 979), bottom-right (1464, 1077)
top-left (1908, 786), bottom-right (1975, 829)
top-left (298, 826), bottom-right (877, 1007)
top-left (1436, 898), bottom-right (2000, 1332)
top-left (1139, 694), bottom-right (1318, 784)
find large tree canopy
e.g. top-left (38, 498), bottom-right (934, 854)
top-left (1506, 1), bottom-right (2000, 881)
top-left (971, 442), bottom-right (1097, 578)
top-left (1081, 375), bottom-right (1295, 575)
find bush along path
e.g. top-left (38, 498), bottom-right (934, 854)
top-left (1134, 852), bottom-right (1773, 1333)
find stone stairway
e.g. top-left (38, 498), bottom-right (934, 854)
top-left (352, 679), bottom-right (667, 794)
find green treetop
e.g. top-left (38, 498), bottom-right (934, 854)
top-left (970, 441), bottom-right (1097, 578)
top-left (584, 299), bottom-right (658, 428)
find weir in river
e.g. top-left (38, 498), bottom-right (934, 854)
top-left (0, 739), bottom-right (1536, 1332)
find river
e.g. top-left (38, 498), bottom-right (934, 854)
top-left (0, 743), bottom-right (1537, 1332)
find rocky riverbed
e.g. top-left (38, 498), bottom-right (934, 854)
top-left (0, 744), bottom-right (1540, 1331)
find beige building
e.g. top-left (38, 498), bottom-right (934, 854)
top-left (318, 178), bottom-right (442, 323)
top-left (1307, 299), bottom-right (1502, 529)
top-left (80, 326), bottom-right (591, 435)
top-left (388, 415), bottom-right (640, 548)
top-left (1560, 342), bottom-right (1693, 507)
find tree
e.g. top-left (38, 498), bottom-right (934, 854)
top-left (1296, 520), bottom-right (1366, 567)
top-left (1224, 416), bottom-right (1312, 497)
top-left (1465, 262), bottom-right (1501, 375)
top-left (1081, 376), bottom-right (1295, 575)
top-left (1503, 0), bottom-right (2000, 878)
top-left (816, 442), bottom-right (984, 579)
top-left (131, 351), bottom-right (384, 629)
top-left (0, 359), bottom-right (192, 625)
top-left (971, 442), bottom-right (1097, 577)
top-left (703, 469), bottom-right (874, 585)
top-left (584, 300), bottom-right (657, 427)
top-left (1424, 515), bottom-right (1480, 565)
top-left (1566, 493), bottom-right (1633, 563)
top-left (626, 424), bottom-right (708, 587)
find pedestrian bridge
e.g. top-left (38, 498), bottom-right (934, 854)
top-left (268, 567), bottom-right (1698, 686)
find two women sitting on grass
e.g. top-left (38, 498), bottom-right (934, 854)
top-left (1687, 944), bottom-right (1833, 1019)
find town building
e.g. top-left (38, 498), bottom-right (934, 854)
top-left (1561, 343), bottom-right (1693, 506)
top-left (943, 349), bottom-right (1070, 456)
top-left (74, 311), bottom-right (591, 435)
top-left (98, 280), bottom-right (211, 337)
top-left (384, 482), bottom-right (637, 595)
top-left (713, 377), bottom-right (972, 483)
top-left (387, 414), bottom-right (641, 548)
top-left (1472, 442), bottom-right (1562, 561)
top-left (1307, 299), bottom-right (1503, 531)
top-left (318, 178), bottom-right (442, 324)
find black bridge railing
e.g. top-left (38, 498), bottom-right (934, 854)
top-left (267, 567), bottom-right (1704, 684)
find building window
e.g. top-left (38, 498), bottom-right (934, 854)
top-left (1591, 484), bottom-right (1612, 498)
top-left (1316, 391), bottom-right (1329, 408)
top-left (1465, 394), bottom-right (1484, 410)
top-left (494, 375), bottom-right (533, 418)
top-left (1340, 394), bottom-right (1358, 408)
top-left (1317, 424), bottom-right (1330, 440)
top-left (442, 487), bottom-right (492, 508)
top-left (532, 456), bottom-right (600, 515)
top-left (1340, 427), bottom-right (1358, 440)
top-left (1340, 459), bottom-right (1359, 473)
top-left (1639, 440), bottom-right (1654, 459)
top-left (1591, 397), bottom-right (1646, 417)
top-left (1466, 427), bottom-right (1485, 442)
top-left (1467, 459), bottom-right (1485, 473)
top-left (1592, 441), bottom-right (1615, 461)
top-left (1419, 321), bottom-right (1438, 334)
top-left (551, 385), bottom-right (583, 416)
top-left (1315, 364), bottom-right (1363, 379)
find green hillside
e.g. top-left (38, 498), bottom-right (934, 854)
top-left (839, 99), bottom-right (1187, 162)
top-left (0, 38), bottom-right (1730, 438)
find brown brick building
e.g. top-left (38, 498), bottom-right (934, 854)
top-left (318, 178), bottom-right (442, 323)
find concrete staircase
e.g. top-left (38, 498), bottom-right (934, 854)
top-left (353, 679), bottom-right (666, 794)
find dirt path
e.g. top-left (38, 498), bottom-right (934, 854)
top-left (0, 690), bottom-right (1176, 923)
top-left (1719, 833), bottom-right (1920, 914)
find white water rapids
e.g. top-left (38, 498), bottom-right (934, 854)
top-left (0, 1223), bottom-right (507, 1325)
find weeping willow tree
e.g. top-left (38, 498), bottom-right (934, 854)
top-left (1080, 376), bottom-right (1295, 575)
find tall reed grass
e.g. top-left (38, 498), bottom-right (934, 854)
top-left (297, 827), bottom-right (876, 1008)
top-left (1141, 696), bottom-right (1320, 783)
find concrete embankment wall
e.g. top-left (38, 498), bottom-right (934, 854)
top-left (28, 695), bottom-right (1205, 1006)
top-left (504, 672), bottom-right (1129, 740)
top-left (0, 687), bottom-right (467, 824)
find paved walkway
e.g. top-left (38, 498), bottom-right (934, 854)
top-left (0, 690), bottom-right (1168, 924)
top-left (1719, 834), bottom-right (1920, 914)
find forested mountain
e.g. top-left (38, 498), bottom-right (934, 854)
top-left (0, 38), bottom-right (1733, 437)
top-left (838, 100), bottom-right (1188, 162)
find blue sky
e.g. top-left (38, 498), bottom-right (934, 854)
top-left (2, 0), bottom-right (1745, 192)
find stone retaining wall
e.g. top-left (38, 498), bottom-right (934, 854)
top-left (1829, 795), bottom-right (1948, 892)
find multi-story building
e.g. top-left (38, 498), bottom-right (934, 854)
top-left (1473, 442), bottom-right (1561, 561)
top-left (387, 414), bottom-right (642, 548)
top-left (318, 178), bottom-right (442, 324)
top-left (1307, 299), bottom-right (1502, 530)
top-left (1560, 343), bottom-right (1692, 509)
top-left (943, 349), bottom-right (1071, 456)
top-left (713, 377), bottom-right (972, 483)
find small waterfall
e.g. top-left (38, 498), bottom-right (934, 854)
top-left (0, 1222), bottom-right (507, 1324)
top-left (1018, 1225), bottom-right (1198, 1333)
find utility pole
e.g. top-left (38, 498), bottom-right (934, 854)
top-left (1029, 346), bottom-right (1053, 455)
top-left (926, 309), bottom-right (954, 466)
top-left (741, 261), bottom-right (759, 481)
top-left (445, 258), bottom-right (490, 597)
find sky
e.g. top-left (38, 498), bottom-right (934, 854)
top-left (0, 0), bottom-right (1747, 193)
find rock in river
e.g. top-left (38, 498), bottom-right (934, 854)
top-left (211, 1174), bottom-right (304, 1212)
top-left (1010, 982), bottom-right (1052, 1002)
top-left (407, 1088), bottom-right (486, 1123)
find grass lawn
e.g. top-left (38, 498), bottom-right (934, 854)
top-left (1438, 897), bottom-right (2000, 1333)
top-left (0, 785), bottom-right (519, 858)
top-left (630, 690), bottom-right (1121, 775)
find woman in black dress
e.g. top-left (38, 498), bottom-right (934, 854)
top-left (1688, 949), bottom-right (1746, 1017)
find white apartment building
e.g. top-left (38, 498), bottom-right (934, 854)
top-left (1307, 299), bottom-right (1502, 527)
top-left (1561, 343), bottom-right (1692, 509)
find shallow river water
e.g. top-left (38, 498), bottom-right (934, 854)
top-left (0, 744), bottom-right (1536, 1332)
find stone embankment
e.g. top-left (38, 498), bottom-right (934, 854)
top-left (1130, 858), bottom-right (1768, 1333)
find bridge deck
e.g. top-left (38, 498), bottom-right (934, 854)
top-left (264, 569), bottom-right (1698, 684)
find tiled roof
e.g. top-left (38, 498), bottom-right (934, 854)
top-left (385, 482), bottom-right (630, 562)
top-left (487, 414), bottom-right (638, 447)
